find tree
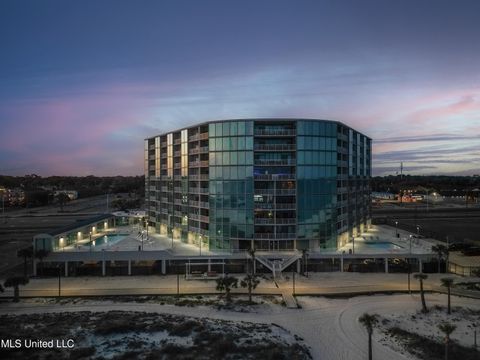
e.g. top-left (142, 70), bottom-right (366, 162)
top-left (247, 247), bottom-right (256, 275)
top-left (56, 192), bottom-right (70, 212)
top-left (35, 249), bottom-right (49, 276)
top-left (432, 244), bottom-right (448, 273)
top-left (438, 322), bottom-right (456, 360)
top-left (240, 274), bottom-right (260, 304)
top-left (17, 247), bottom-right (33, 278)
top-left (359, 313), bottom-right (378, 360)
top-left (414, 273), bottom-right (429, 313)
top-left (4, 276), bottom-right (29, 302)
top-left (216, 276), bottom-right (238, 303)
top-left (440, 278), bottom-right (454, 314)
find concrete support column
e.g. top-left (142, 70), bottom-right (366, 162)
top-left (102, 260), bottom-right (106, 276)
top-left (253, 259), bottom-right (256, 274)
top-left (128, 260), bottom-right (132, 275)
top-left (419, 259), bottom-right (423, 273)
top-left (208, 259), bottom-right (211, 272)
top-left (33, 259), bottom-right (37, 276)
top-left (65, 261), bottom-right (68, 277)
top-left (297, 259), bottom-right (301, 273)
top-left (161, 259), bottom-right (166, 275)
top-left (340, 257), bottom-right (344, 272)
top-left (384, 258), bottom-right (389, 273)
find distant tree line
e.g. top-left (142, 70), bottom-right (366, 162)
top-left (371, 175), bottom-right (480, 194)
top-left (0, 174), bottom-right (145, 208)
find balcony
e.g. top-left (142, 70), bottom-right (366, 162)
top-left (199, 201), bottom-right (209, 208)
top-left (189, 134), bottom-right (199, 142)
top-left (189, 147), bottom-right (200, 155)
top-left (189, 200), bottom-right (199, 207)
top-left (174, 151), bottom-right (181, 157)
top-left (200, 160), bottom-right (209, 167)
top-left (174, 187), bottom-right (182, 192)
top-left (190, 187), bottom-right (209, 194)
top-left (199, 146), bottom-right (209, 153)
top-left (174, 138), bottom-right (181, 145)
top-left (254, 174), bottom-right (296, 180)
top-left (254, 159), bottom-right (296, 166)
top-left (254, 144), bottom-right (295, 151)
top-left (254, 189), bottom-right (296, 196)
top-left (254, 233), bottom-right (296, 240)
top-left (199, 132), bottom-right (208, 140)
top-left (189, 161), bottom-right (200, 167)
top-left (254, 129), bottom-right (296, 136)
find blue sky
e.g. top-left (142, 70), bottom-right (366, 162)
top-left (0, 0), bottom-right (479, 176)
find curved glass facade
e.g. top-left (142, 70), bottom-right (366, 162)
top-left (145, 119), bottom-right (371, 252)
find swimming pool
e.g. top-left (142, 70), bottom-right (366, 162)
top-left (357, 241), bottom-right (403, 251)
top-left (87, 234), bottom-right (129, 247)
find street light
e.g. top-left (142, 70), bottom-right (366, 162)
top-left (89, 231), bottom-right (92, 252)
top-left (416, 225), bottom-right (420, 237)
top-left (352, 235), bottom-right (355, 254)
top-left (395, 221), bottom-right (399, 238)
top-left (409, 235), bottom-right (412, 254)
top-left (199, 235), bottom-right (202, 256)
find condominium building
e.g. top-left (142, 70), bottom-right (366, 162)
top-left (145, 119), bottom-right (371, 252)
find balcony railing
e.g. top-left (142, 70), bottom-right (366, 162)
top-left (254, 174), bottom-right (296, 180)
top-left (199, 132), bottom-right (209, 140)
top-left (254, 189), bottom-right (296, 196)
top-left (254, 144), bottom-right (295, 151)
top-left (254, 129), bottom-right (296, 136)
top-left (189, 200), bottom-right (199, 207)
top-left (189, 147), bottom-right (200, 155)
top-left (254, 233), bottom-right (296, 239)
top-left (254, 159), bottom-right (296, 166)
top-left (189, 134), bottom-right (199, 141)
top-left (199, 201), bottom-right (209, 208)
top-left (190, 187), bottom-right (209, 194)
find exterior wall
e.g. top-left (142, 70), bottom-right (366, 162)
top-left (145, 119), bottom-right (371, 252)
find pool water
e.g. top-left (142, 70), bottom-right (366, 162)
top-left (357, 241), bottom-right (403, 250)
top-left (88, 234), bottom-right (128, 247)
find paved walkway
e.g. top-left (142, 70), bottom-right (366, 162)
top-left (1, 272), bottom-right (478, 299)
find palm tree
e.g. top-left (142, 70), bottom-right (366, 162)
top-left (215, 276), bottom-right (238, 303)
top-left (4, 276), bottom-right (29, 302)
top-left (414, 273), bottom-right (429, 313)
top-left (432, 244), bottom-right (448, 273)
top-left (240, 274), bottom-right (260, 304)
top-left (359, 313), bottom-right (378, 360)
top-left (440, 278), bottom-right (454, 314)
top-left (56, 192), bottom-right (70, 212)
top-left (247, 247), bottom-right (256, 275)
top-left (438, 322), bottom-right (456, 360)
top-left (17, 247), bottom-right (33, 278)
top-left (34, 249), bottom-right (49, 276)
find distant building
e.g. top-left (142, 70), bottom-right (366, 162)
top-left (145, 119), bottom-right (371, 252)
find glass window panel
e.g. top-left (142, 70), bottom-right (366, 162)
top-left (230, 122), bottom-right (238, 136)
top-left (246, 137), bottom-right (253, 150)
top-left (223, 137), bottom-right (229, 150)
top-left (245, 121), bottom-right (253, 136)
top-left (231, 151), bottom-right (238, 165)
top-left (223, 122), bottom-right (230, 136)
top-left (223, 152), bottom-right (229, 165)
top-left (209, 123), bottom-right (216, 137)
top-left (209, 138), bottom-right (215, 151)
top-left (238, 121), bottom-right (245, 136)
top-left (215, 123), bottom-right (222, 137)
top-left (238, 151), bottom-right (245, 164)
top-left (246, 152), bottom-right (253, 165)
top-left (238, 137), bottom-right (245, 150)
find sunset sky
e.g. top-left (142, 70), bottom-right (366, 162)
top-left (1, 0), bottom-right (479, 176)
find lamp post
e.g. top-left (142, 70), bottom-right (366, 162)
top-left (352, 235), bottom-right (355, 254)
top-left (417, 225), bottom-right (420, 237)
top-left (89, 232), bottom-right (92, 252)
top-left (199, 235), bottom-right (202, 256)
top-left (292, 270), bottom-right (296, 296)
top-left (409, 235), bottom-right (412, 254)
top-left (58, 265), bottom-right (61, 298)
top-left (395, 221), bottom-right (399, 238)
